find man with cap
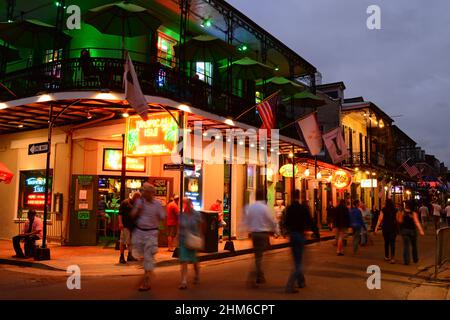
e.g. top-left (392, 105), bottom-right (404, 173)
top-left (131, 182), bottom-right (166, 291)
top-left (166, 194), bottom-right (180, 252)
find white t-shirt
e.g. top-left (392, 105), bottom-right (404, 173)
top-left (432, 204), bottom-right (442, 216)
top-left (445, 205), bottom-right (450, 217)
top-left (419, 206), bottom-right (429, 217)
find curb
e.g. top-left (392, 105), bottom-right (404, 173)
top-left (0, 235), bottom-right (335, 271)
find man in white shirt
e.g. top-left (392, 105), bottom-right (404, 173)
top-left (418, 203), bottom-right (429, 229)
top-left (244, 190), bottom-right (276, 287)
top-left (432, 202), bottom-right (442, 230)
top-left (12, 209), bottom-right (43, 258)
top-left (445, 203), bottom-right (450, 227)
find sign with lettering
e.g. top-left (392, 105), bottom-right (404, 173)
top-left (28, 142), bottom-right (49, 155)
top-left (163, 163), bottom-right (195, 171)
top-left (333, 170), bottom-right (352, 190)
top-left (103, 148), bottom-right (146, 172)
top-left (125, 112), bottom-right (179, 157)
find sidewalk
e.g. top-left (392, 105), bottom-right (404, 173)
top-left (0, 231), bottom-right (334, 275)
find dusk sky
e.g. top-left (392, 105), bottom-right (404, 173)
top-left (228, 0), bottom-right (450, 166)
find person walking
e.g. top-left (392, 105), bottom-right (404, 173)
top-left (243, 189), bottom-right (276, 287)
top-left (418, 202), bottom-right (429, 230)
top-left (375, 199), bottom-right (398, 264)
top-left (273, 199), bottom-right (286, 238)
top-left (210, 199), bottom-right (226, 242)
top-left (397, 200), bottom-right (425, 265)
top-left (334, 199), bottom-right (350, 256)
top-left (130, 183), bottom-right (166, 291)
top-left (349, 199), bottom-right (365, 254)
top-left (432, 201), bottom-right (443, 230)
top-left (445, 203), bottom-right (450, 227)
top-left (118, 191), bottom-right (141, 264)
top-left (284, 190), bottom-right (313, 293)
top-left (166, 195), bottom-right (180, 252)
top-left (178, 197), bottom-right (203, 290)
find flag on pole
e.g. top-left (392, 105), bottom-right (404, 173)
top-left (401, 159), bottom-right (420, 177)
top-left (296, 112), bottom-right (322, 156)
top-left (256, 91), bottom-right (280, 130)
top-left (124, 52), bottom-right (148, 121)
top-left (322, 127), bottom-right (349, 164)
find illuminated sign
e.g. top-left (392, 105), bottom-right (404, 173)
top-left (279, 164), bottom-right (298, 178)
top-left (125, 112), bottom-right (179, 157)
top-left (103, 148), bottom-right (146, 172)
top-left (26, 177), bottom-right (46, 192)
top-left (26, 194), bottom-right (50, 206)
top-left (361, 179), bottom-right (377, 188)
top-left (333, 170), bottom-right (352, 189)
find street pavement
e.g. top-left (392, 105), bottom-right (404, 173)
top-left (0, 231), bottom-right (449, 300)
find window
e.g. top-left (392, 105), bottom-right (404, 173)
top-left (195, 62), bottom-right (212, 85)
top-left (43, 49), bottom-right (63, 81)
top-left (17, 170), bottom-right (53, 219)
top-left (157, 33), bottom-right (177, 68)
top-left (43, 49), bottom-right (63, 63)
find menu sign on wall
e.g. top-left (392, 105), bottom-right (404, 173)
top-left (125, 112), bottom-right (179, 157)
top-left (103, 148), bottom-right (146, 172)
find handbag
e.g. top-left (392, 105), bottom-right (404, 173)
top-left (185, 231), bottom-right (204, 250)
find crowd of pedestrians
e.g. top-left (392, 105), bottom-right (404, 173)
top-left (113, 180), bottom-right (448, 293)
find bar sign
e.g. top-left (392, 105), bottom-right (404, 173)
top-left (28, 142), bottom-right (49, 155)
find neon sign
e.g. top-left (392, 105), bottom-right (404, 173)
top-left (333, 170), bottom-right (352, 189)
top-left (26, 194), bottom-right (50, 206)
top-left (103, 149), bottom-right (146, 172)
top-left (279, 164), bottom-right (298, 178)
top-left (125, 112), bottom-right (179, 157)
top-left (26, 177), bottom-right (46, 192)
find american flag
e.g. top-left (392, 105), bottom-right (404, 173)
top-left (401, 159), bottom-right (420, 177)
top-left (256, 91), bottom-right (280, 130)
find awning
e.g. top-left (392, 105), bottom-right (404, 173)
top-left (0, 162), bottom-right (13, 184)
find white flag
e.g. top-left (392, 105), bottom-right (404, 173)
top-left (323, 127), bottom-right (349, 164)
top-left (296, 112), bottom-right (322, 156)
top-left (124, 52), bottom-right (148, 121)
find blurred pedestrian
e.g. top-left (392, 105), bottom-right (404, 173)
top-left (326, 201), bottom-right (335, 231)
top-left (118, 191), bottom-right (141, 264)
top-left (370, 204), bottom-right (380, 232)
top-left (445, 202), bottom-right (450, 227)
top-left (432, 201), bottom-right (443, 230)
top-left (397, 200), bottom-right (425, 265)
top-left (284, 190), bottom-right (313, 293)
top-left (210, 199), bottom-right (226, 242)
top-left (131, 183), bottom-right (166, 291)
top-left (274, 199), bottom-right (286, 238)
top-left (349, 199), bottom-right (365, 254)
top-left (418, 202), bottom-right (429, 230)
top-left (334, 199), bottom-right (350, 256)
top-left (166, 194), bottom-right (180, 252)
top-left (244, 189), bottom-right (276, 287)
top-left (178, 198), bottom-right (203, 289)
top-left (375, 199), bottom-right (398, 264)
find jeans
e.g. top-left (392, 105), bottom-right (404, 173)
top-left (382, 231), bottom-right (396, 259)
top-left (12, 235), bottom-right (39, 257)
top-left (401, 229), bottom-right (418, 264)
top-left (447, 217), bottom-right (450, 227)
top-left (250, 232), bottom-right (270, 283)
top-left (352, 227), bottom-right (361, 254)
top-left (285, 232), bottom-right (305, 290)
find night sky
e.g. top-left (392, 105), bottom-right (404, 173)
top-left (228, 0), bottom-right (450, 167)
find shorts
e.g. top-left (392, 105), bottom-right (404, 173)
top-left (132, 229), bottom-right (159, 271)
top-left (167, 225), bottom-right (177, 237)
top-left (120, 228), bottom-right (131, 245)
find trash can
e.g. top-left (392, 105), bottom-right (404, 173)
top-left (200, 210), bottom-right (219, 253)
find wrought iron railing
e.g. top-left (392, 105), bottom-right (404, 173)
top-left (0, 56), bottom-right (296, 137)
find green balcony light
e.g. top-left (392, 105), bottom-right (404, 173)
top-left (201, 18), bottom-right (212, 28)
top-left (238, 44), bottom-right (248, 52)
top-left (274, 66), bottom-right (280, 71)
top-left (55, 1), bottom-right (61, 7)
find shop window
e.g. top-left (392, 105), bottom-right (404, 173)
top-left (157, 33), bottom-right (177, 68)
top-left (17, 170), bottom-right (53, 219)
top-left (195, 62), bottom-right (212, 85)
top-left (184, 165), bottom-right (202, 211)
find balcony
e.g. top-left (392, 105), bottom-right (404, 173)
top-left (0, 54), bottom-right (300, 135)
top-left (343, 151), bottom-right (386, 167)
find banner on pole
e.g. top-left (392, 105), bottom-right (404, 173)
top-left (322, 127), bottom-right (349, 164)
top-left (296, 112), bottom-right (322, 156)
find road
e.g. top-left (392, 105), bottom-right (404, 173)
top-left (0, 232), bottom-right (449, 300)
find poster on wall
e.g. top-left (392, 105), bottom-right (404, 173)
top-left (148, 177), bottom-right (170, 206)
top-left (103, 148), bottom-right (146, 172)
top-left (184, 165), bottom-right (202, 211)
top-left (125, 112), bottom-right (179, 157)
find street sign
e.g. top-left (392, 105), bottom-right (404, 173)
top-left (163, 163), bottom-right (195, 171)
top-left (28, 142), bottom-right (49, 155)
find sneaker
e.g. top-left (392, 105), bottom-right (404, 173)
top-left (119, 255), bottom-right (126, 264)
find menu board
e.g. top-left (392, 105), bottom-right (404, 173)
top-left (148, 177), bottom-right (170, 206)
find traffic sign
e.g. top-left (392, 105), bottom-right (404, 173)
top-left (28, 142), bottom-right (49, 155)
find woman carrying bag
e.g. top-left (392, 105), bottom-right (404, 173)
top-left (178, 197), bottom-right (203, 289)
top-left (397, 200), bottom-right (425, 265)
